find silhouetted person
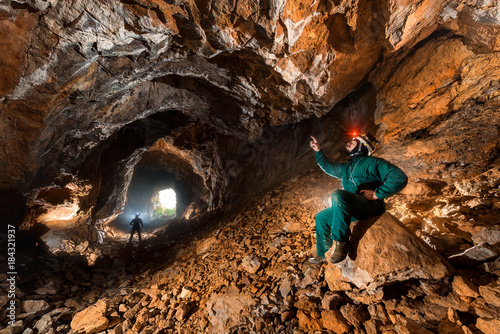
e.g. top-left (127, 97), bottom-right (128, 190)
top-left (309, 133), bottom-right (408, 265)
top-left (129, 213), bottom-right (143, 243)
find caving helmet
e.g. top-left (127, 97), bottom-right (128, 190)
top-left (350, 132), bottom-right (378, 157)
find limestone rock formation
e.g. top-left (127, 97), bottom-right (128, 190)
top-left (0, 0), bottom-right (499, 333)
top-left (325, 213), bottom-right (455, 291)
top-left (70, 298), bottom-right (110, 334)
top-left (206, 287), bottom-right (255, 333)
top-left (0, 0), bottom-right (498, 236)
top-left (4, 172), bottom-right (500, 334)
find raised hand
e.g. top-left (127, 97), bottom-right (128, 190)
top-left (310, 136), bottom-right (320, 151)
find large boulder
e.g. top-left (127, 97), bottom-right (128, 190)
top-left (325, 213), bottom-right (455, 291)
top-left (205, 286), bottom-right (255, 333)
top-left (70, 298), bottom-right (110, 334)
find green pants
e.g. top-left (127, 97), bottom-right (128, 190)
top-left (315, 190), bottom-right (385, 258)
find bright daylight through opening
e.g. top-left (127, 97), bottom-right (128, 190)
top-left (158, 188), bottom-right (176, 209)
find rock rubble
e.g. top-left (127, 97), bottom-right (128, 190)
top-left (1, 168), bottom-right (499, 333)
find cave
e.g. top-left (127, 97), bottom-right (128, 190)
top-left (0, 0), bottom-right (499, 333)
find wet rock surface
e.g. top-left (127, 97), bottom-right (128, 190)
top-left (1, 168), bottom-right (498, 333)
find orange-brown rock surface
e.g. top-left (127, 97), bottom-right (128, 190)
top-left (0, 0), bottom-right (498, 225)
top-left (0, 0), bottom-right (499, 333)
top-left (325, 213), bottom-right (455, 291)
top-left (2, 170), bottom-right (499, 333)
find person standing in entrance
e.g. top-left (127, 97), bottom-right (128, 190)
top-left (309, 133), bottom-right (408, 265)
top-left (129, 213), bottom-right (144, 243)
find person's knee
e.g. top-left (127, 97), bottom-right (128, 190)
top-left (331, 190), bottom-right (348, 206)
top-left (315, 210), bottom-right (330, 225)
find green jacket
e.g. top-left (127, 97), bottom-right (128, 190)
top-left (315, 151), bottom-right (408, 199)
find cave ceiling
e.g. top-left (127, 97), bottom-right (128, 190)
top-left (0, 0), bottom-right (499, 230)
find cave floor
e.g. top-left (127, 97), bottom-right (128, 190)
top-left (2, 169), bottom-right (499, 333)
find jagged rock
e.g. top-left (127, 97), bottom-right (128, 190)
top-left (470, 298), bottom-right (500, 318)
top-left (296, 310), bottom-right (322, 331)
top-left (325, 265), bottom-right (353, 292)
top-left (472, 226), bottom-right (500, 246)
top-left (34, 314), bottom-right (54, 333)
top-left (367, 303), bottom-right (390, 325)
top-left (363, 319), bottom-right (379, 334)
top-left (425, 292), bottom-right (470, 312)
top-left (455, 168), bottom-right (500, 196)
top-left (393, 315), bottom-right (434, 334)
top-left (0, 326), bottom-right (23, 334)
top-left (279, 275), bottom-right (294, 299)
top-left (346, 288), bottom-right (384, 305)
top-left (389, 297), bottom-right (434, 324)
top-left (437, 203), bottom-right (469, 217)
top-left (479, 280), bottom-right (500, 308)
top-left (70, 298), bottom-right (110, 334)
top-left (196, 236), bottom-right (218, 255)
top-left (282, 220), bottom-right (307, 233)
top-left (299, 267), bottom-right (321, 288)
top-left (476, 318), bottom-right (500, 334)
top-left (448, 244), bottom-right (498, 265)
top-left (34, 281), bottom-right (57, 295)
top-left (133, 309), bottom-right (152, 331)
top-left (0, 295), bottom-right (9, 309)
top-left (482, 257), bottom-right (500, 275)
top-left (141, 288), bottom-right (161, 301)
top-left (205, 287), bottom-right (255, 333)
top-left (179, 287), bottom-right (194, 299)
top-left (64, 298), bottom-right (82, 310)
top-left (340, 304), bottom-right (363, 329)
top-left (325, 213), bottom-right (454, 291)
top-left (435, 308), bottom-right (464, 334)
top-left (240, 255), bottom-right (261, 274)
top-left (321, 292), bottom-right (343, 311)
top-left (21, 300), bottom-right (50, 314)
top-left (321, 309), bottom-right (351, 333)
top-left (452, 275), bottom-right (480, 298)
top-left (123, 301), bottom-right (142, 320)
top-left (174, 301), bottom-right (193, 322)
top-left (108, 311), bottom-right (121, 328)
top-left (75, 241), bottom-right (89, 252)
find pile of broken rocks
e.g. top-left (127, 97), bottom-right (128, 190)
top-left (1, 168), bottom-right (499, 334)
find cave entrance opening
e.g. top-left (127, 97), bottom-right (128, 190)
top-left (151, 188), bottom-right (177, 221)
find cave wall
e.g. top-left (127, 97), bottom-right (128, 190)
top-left (0, 0), bottom-right (499, 235)
top-left (371, 33), bottom-right (500, 181)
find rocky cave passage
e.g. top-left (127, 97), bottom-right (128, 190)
top-left (1, 0), bottom-right (500, 333)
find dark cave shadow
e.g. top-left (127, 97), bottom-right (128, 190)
top-left (112, 210), bottom-right (224, 271)
top-left (348, 216), bottom-right (379, 261)
top-left (9, 209), bottom-right (225, 298)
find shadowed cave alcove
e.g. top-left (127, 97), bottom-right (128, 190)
top-left (90, 110), bottom-right (193, 221)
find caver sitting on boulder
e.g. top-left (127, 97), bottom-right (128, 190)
top-left (309, 133), bottom-right (408, 265)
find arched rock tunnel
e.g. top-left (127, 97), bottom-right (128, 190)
top-left (0, 0), bottom-right (499, 333)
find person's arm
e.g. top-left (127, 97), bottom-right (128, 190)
top-left (374, 159), bottom-right (408, 199)
top-left (310, 136), bottom-right (343, 178)
top-left (315, 150), bottom-right (343, 178)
